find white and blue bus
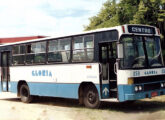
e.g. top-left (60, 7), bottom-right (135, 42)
top-left (0, 24), bottom-right (165, 108)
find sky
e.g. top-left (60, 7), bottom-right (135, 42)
top-left (0, 0), bottom-right (107, 37)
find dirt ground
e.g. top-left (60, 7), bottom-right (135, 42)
top-left (0, 92), bottom-right (165, 120)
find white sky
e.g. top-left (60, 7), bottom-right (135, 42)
top-left (0, 0), bottom-right (107, 37)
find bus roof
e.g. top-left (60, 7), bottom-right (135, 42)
top-left (0, 24), bottom-right (158, 47)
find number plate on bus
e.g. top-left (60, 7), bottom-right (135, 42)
top-left (151, 92), bottom-right (158, 97)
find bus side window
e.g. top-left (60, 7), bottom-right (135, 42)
top-left (110, 42), bottom-right (117, 59)
top-left (27, 44), bottom-right (32, 53)
top-left (84, 35), bottom-right (94, 61)
top-left (72, 35), bottom-right (94, 62)
top-left (12, 45), bottom-right (25, 65)
top-left (26, 42), bottom-right (46, 64)
top-left (48, 38), bottom-right (71, 63)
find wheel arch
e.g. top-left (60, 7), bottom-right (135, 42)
top-left (17, 80), bottom-right (28, 96)
top-left (78, 82), bottom-right (100, 105)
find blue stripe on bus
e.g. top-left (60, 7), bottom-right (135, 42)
top-left (118, 85), bottom-right (165, 102)
top-left (118, 85), bottom-right (135, 101)
top-left (3, 82), bottom-right (165, 102)
top-left (10, 82), bottom-right (17, 93)
top-left (29, 83), bottom-right (79, 99)
top-left (9, 82), bottom-right (100, 99)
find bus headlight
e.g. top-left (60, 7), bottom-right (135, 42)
top-left (135, 86), bottom-right (138, 92)
top-left (135, 85), bottom-right (143, 92)
top-left (161, 83), bottom-right (164, 88)
top-left (160, 83), bottom-right (165, 88)
top-left (139, 86), bottom-right (142, 91)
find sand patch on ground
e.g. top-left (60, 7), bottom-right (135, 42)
top-left (0, 92), bottom-right (165, 120)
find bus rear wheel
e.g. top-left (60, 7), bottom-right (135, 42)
top-left (20, 84), bottom-right (33, 103)
top-left (83, 86), bottom-right (100, 109)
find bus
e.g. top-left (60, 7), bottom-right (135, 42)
top-left (0, 24), bottom-right (164, 108)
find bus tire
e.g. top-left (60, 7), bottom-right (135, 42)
top-left (83, 85), bottom-right (100, 109)
top-left (20, 84), bottom-right (33, 103)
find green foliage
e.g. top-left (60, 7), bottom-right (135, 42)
top-left (117, 0), bottom-right (140, 24)
top-left (84, 0), bottom-right (119, 30)
top-left (84, 0), bottom-right (165, 59)
top-left (130, 1), bottom-right (147, 24)
top-left (84, 0), bottom-right (165, 32)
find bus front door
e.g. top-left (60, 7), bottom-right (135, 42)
top-left (1, 51), bottom-right (10, 92)
top-left (99, 43), bottom-right (117, 99)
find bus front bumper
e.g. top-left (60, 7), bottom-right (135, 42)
top-left (118, 85), bottom-right (165, 102)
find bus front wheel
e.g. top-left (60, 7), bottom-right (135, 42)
top-left (20, 84), bottom-right (33, 103)
top-left (83, 86), bottom-right (100, 109)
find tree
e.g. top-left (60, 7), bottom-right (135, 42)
top-left (117, 0), bottom-right (140, 24)
top-left (85, 0), bottom-right (164, 33)
top-left (84, 0), bottom-right (119, 30)
top-left (158, 0), bottom-right (165, 42)
top-left (130, 1), bottom-right (148, 24)
top-left (84, 0), bottom-right (165, 57)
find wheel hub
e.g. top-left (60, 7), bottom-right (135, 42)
top-left (88, 91), bottom-right (96, 104)
top-left (22, 88), bottom-right (28, 97)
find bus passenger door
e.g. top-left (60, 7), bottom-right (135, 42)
top-left (1, 51), bottom-right (10, 92)
top-left (99, 43), bottom-right (117, 99)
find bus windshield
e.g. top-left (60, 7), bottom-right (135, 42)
top-left (121, 35), bottom-right (163, 69)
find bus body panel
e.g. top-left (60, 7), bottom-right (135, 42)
top-left (117, 68), bottom-right (165, 85)
top-left (9, 63), bottom-right (101, 99)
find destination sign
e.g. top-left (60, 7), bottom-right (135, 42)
top-left (128, 25), bottom-right (155, 34)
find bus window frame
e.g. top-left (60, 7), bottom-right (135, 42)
top-left (47, 37), bottom-right (71, 63)
top-left (119, 34), bottom-right (164, 70)
top-left (72, 34), bottom-right (95, 63)
top-left (25, 41), bottom-right (47, 65)
top-left (11, 30), bottom-right (119, 66)
top-left (12, 44), bottom-right (26, 66)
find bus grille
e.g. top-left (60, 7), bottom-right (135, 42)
top-left (143, 83), bottom-right (161, 91)
top-left (134, 75), bottom-right (165, 84)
